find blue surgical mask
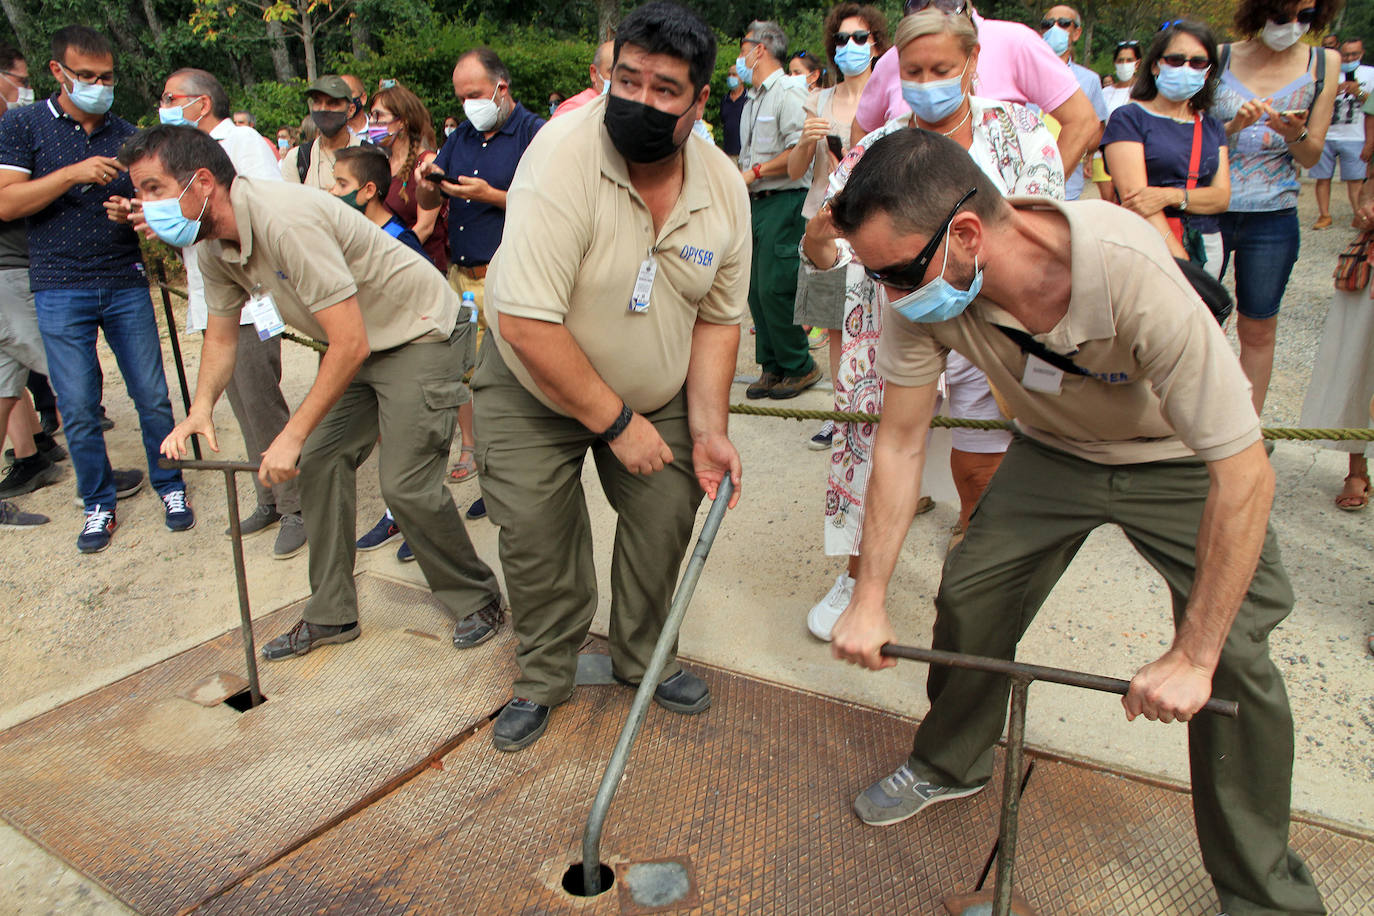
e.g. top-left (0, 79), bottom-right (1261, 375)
top-left (736, 54), bottom-right (754, 86)
top-left (60, 65), bottom-right (114, 115)
top-left (890, 243), bottom-right (983, 324)
top-left (901, 65), bottom-right (968, 124)
top-left (158, 97), bottom-right (203, 127)
top-left (277, 137), bottom-right (290, 150)
top-left (1043, 25), bottom-right (1071, 56)
top-left (726, 75), bottom-right (741, 90)
top-left (834, 40), bottom-right (873, 78)
top-left (1155, 62), bottom-right (1208, 102)
top-left (1341, 59), bottom-right (1361, 75)
top-left (142, 175), bottom-right (207, 249)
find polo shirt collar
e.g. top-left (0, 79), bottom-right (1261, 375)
top-left (978, 197), bottom-right (1115, 351)
top-left (462, 102), bottom-right (529, 141)
top-left (752, 68), bottom-right (784, 98)
top-left (208, 118), bottom-right (232, 141)
top-left (598, 118), bottom-right (711, 211)
top-left (45, 93), bottom-right (112, 134)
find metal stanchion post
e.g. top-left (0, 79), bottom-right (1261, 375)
top-left (154, 264), bottom-right (200, 460)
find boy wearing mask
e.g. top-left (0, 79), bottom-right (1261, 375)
top-left (331, 146), bottom-right (430, 263)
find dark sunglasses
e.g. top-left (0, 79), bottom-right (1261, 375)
top-left (904, 0), bottom-right (968, 16)
top-left (864, 188), bottom-right (978, 292)
top-left (835, 30), bottom-right (872, 44)
top-left (1160, 53), bottom-right (1211, 70)
top-left (1040, 17), bottom-right (1079, 29)
top-left (1271, 6), bottom-right (1319, 24)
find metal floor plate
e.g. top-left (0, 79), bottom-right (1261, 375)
top-left (0, 574), bottom-right (517, 915)
top-left (195, 656), bottom-right (1011, 915)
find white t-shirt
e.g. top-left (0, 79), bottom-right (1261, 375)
top-left (1327, 63), bottom-right (1374, 143)
top-left (185, 120), bottom-right (285, 332)
top-left (1102, 84), bottom-right (1134, 115)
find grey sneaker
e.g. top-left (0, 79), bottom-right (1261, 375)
top-left (261, 619), bottom-right (359, 661)
top-left (227, 504), bottom-right (281, 539)
top-left (452, 598), bottom-right (505, 649)
top-left (273, 513), bottom-right (307, 559)
top-left (0, 499), bottom-right (48, 528)
top-left (71, 468), bottom-right (144, 508)
top-left (853, 764), bottom-right (985, 826)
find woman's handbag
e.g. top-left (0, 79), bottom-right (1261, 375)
top-left (1333, 230), bottom-right (1374, 292)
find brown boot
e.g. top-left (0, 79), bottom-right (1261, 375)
top-left (768, 364), bottom-right (823, 399)
top-left (746, 371), bottom-right (780, 399)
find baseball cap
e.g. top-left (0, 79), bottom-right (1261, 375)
top-left (306, 75), bottom-right (352, 99)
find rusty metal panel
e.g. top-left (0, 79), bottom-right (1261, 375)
top-left (1007, 759), bottom-right (1374, 915)
top-left (0, 574), bottom-right (518, 916)
top-left (196, 659), bottom-right (1010, 915)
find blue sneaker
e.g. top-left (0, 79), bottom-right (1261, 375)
top-left (357, 511), bottom-right (401, 550)
top-left (161, 488), bottom-right (195, 531)
top-left (396, 540), bottom-right (415, 562)
top-left (77, 506), bottom-right (117, 553)
top-left (0, 499), bottom-right (48, 527)
top-left (465, 497), bottom-right (487, 520)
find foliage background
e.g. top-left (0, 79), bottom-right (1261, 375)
top-left (3, 0), bottom-right (1372, 135)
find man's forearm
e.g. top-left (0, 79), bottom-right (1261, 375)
top-left (190, 317), bottom-right (242, 415)
top-left (685, 319), bottom-right (739, 441)
top-left (1177, 441), bottom-right (1275, 670)
top-left (0, 169), bottom-right (77, 221)
top-left (852, 434), bottom-right (929, 604)
top-left (501, 316), bottom-right (623, 432)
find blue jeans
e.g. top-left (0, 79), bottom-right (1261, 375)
top-left (1217, 209), bottom-right (1300, 321)
top-left (34, 287), bottom-right (183, 509)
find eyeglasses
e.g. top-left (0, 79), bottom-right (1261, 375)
top-left (0, 71), bottom-right (29, 88)
top-left (1040, 17), bottom-right (1080, 29)
top-left (834, 30), bottom-right (872, 44)
top-left (904, 0), bottom-right (968, 17)
top-left (863, 188), bottom-right (978, 291)
top-left (1115, 40), bottom-right (1140, 49)
top-left (57, 61), bottom-right (115, 86)
top-left (159, 92), bottom-right (201, 107)
top-left (1160, 53), bottom-right (1211, 70)
top-left (1271, 6), bottom-right (1319, 25)
top-left (368, 109), bottom-right (394, 122)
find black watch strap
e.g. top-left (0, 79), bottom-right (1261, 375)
top-left (599, 402), bottom-right (634, 442)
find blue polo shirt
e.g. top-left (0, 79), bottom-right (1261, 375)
top-left (432, 102), bottom-right (543, 267)
top-left (0, 96), bottom-right (145, 290)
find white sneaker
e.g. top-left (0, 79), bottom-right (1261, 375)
top-left (807, 573), bottom-right (855, 641)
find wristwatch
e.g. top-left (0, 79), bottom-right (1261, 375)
top-left (1288, 127), bottom-right (1309, 145)
top-left (1180, 189), bottom-right (1190, 212)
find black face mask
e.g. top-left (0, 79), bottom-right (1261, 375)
top-left (311, 109), bottom-right (349, 138)
top-left (604, 93), bottom-right (694, 164)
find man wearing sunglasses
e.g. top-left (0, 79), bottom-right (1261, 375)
top-left (827, 129), bottom-right (1324, 916)
top-left (1039, 5), bottom-right (1108, 201)
top-left (852, 0), bottom-right (1100, 173)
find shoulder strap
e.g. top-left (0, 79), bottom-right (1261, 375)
top-left (1186, 113), bottom-right (1203, 189)
top-left (1309, 46), bottom-right (1326, 116)
top-left (1219, 43), bottom-right (1232, 74)
top-left (994, 325), bottom-right (1093, 378)
top-left (296, 139), bottom-right (314, 182)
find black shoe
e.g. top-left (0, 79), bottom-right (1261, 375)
top-left (745, 371), bottom-right (780, 399)
top-left (492, 698), bottom-right (550, 752)
top-left (71, 468), bottom-right (145, 508)
top-left (261, 619), bottom-right (359, 661)
top-left (769, 364), bottom-right (823, 399)
top-left (4, 432), bottom-right (67, 465)
top-left (0, 454), bottom-right (61, 499)
top-left (465, 497), bottom-right (487, 520)
top-left (99, 408), bottom-right (114, 432)
top-left (614, 668), bottom-right (711, 715)
top-left (452, 598), bottom-right (504, 649)
top-left (39, 409), bottom-right (59, 438)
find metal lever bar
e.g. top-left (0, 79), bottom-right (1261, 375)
top-left (581, 476), bottom-right (734, 896)
top-left (153, 267), bottom-right (201, 460)
top-left (160, 458), bottom-right (264, 707)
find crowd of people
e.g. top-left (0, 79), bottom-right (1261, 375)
top-left (0, 1), bottom-right (1366, 912)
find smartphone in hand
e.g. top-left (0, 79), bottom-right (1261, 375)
top-left (825, 135), bottom-right (843, 160)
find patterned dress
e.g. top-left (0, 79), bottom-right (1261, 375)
top-left (809, 97), bottom-right (1064, 556)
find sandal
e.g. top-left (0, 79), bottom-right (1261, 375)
top-left (1336, 473), bottom-right (1369, 512)
top-left (448, 446), bottom-right (478, 484)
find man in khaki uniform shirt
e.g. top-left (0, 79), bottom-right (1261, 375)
top-left (823, 130), bottom-right (1322, 916)
top-left (474, 2), bottom-right (747, 752)
top-left (124, 125), bottom-right (504, 663)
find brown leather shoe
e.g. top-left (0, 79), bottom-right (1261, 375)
top-left (1312, 215), bottom-right (1334, 230)
top-left (746, 371), bottom-right (780, 399)
top-left (768, 364), bottom-right (823, 399)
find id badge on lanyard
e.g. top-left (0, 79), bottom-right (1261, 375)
top-left (247, 287), bottom-right (284, 341)
top-left (629, 256), bottom-right (657, 314)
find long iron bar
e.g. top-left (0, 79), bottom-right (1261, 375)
top-left (581, 476), bottom-right (734, 896)
top-left (880, 643), bottom-right (1238, 916)
top-left (154, 266), bottom-right (201, 460)
top-left (160, 458), bottom-right (263, 706)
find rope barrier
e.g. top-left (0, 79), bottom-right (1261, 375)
top-left (155, 282), bottom-right (1374, 442)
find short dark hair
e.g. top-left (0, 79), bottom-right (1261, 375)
top-left (457, 47), bottom-right (512, 88)
top-left (830, 129), bottom-right (1006, 239)
top-left (170, 68), bottom-right (231, 120)
top-left (335, 146), bottom-right (392, 200)
top-left (117, 125), bottom-right (237, 188)
top-left (823, 4), bottom-right (891, 82)
top-left (615, 1), bottom-right (717, 92)
top-left (1233, 0), bottom-right (1342, 36)
top-left (52, 25), bottom-right (112, 65)
top-left (1132, 20), bottom-right (1219, 113)
top-left (0, 44), bottom-right (22, 73)
top-left (1341, 36), bottom-right (1364, 48)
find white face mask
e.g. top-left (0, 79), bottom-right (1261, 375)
top-left (0, 73), bottom-right (32, 107)
top-left (1260, 19), bottom-right (1309, 52)
top-left (1115, 61), bottom-right (1138, 83)
top-left (463, 84), bottom-right (502, 132)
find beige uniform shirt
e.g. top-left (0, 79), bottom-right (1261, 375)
top-left (200, 177), bottom-right (459, 351)
top-left (737, 69), bottom-right (810, 193)
top-left (279, 132), bottom-right (364, 190)
top-left (485, 95), bottom-right (751, 416)
top-left (877, 198), bottom-right (1260, 464)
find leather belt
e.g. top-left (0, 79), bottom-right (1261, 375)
top-left (453, 264), bottom-right (488, 279)
top-left (750, 187), bottom-right (805, 200)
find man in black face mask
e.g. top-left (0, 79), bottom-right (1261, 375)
top-left (472, 0), bottom-right (749, 753)
top-left (279, 75), bottom-right (364, 191)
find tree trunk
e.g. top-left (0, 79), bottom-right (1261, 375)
top-left (141, 0), bottom-right (164, 39)
top-left (266, 18), bottom-right (295, 82)
top-left (299, 5), bottom-right (318, 83)
top-left (0, 0), bottom-right (29, 60)
top-left (350, 16), bottom-right (371, 61)
top-left (597, 0), bottom-right (620, 42)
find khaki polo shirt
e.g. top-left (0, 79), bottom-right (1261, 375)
top-left (279, 132), bottom-right (363, 190)
top-left (876, 198), bottom-right (1260, 465)
top-left (737, 69), bottom-right (810, 193)
top-left (200, 177), bottom-right (458, 351)
top-left (485, 95), bottom-right (751, 416)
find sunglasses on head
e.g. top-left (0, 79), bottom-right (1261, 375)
top-left (904, 0), bottom-right (968, 16)
top-left (1160, 53), bottom-right (1211, 70)
top-left (1116, 39), bottom-right (1140, 49)
top-left (1040, 17), bottom-right (1079, 29)
top-left (864, 188), bottom-right (978, 292)
top-left (835, 30), bottom-right (872, 44)
top-left (1158, 18), bottom-right (1185, 30)
top-left (1271, 6), bottom-right (1319, 24)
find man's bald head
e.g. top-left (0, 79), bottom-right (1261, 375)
top-left (592, 39), bottom-right (615, 92)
